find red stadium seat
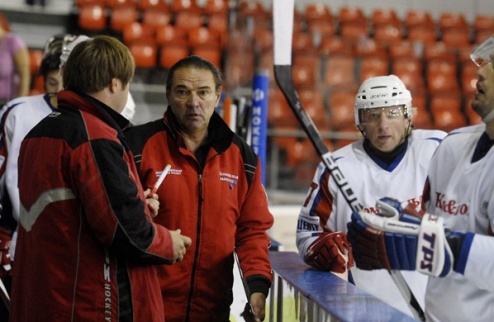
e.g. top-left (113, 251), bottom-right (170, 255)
top-left (442, 28), bottom-right (471, 48)
top-left (461, 62), bottom-right (479, 95)
top-left (142, 9), bottom-right (171, 29)
top-left (391, 57), bottom-right (425, 94)
top-left (298, 87), bottom-right (328, 127)
top-left (371, 8), bottom-right (401, 27)
top-left (129, 42), bottom-right (157, 68)
top-left (323, 54), bottom-right (357, 90)
top-left (439, 12), bottom-right (468, 32)
top-left (359, 55), bottom-right (390, 82)
top-left (122, 22), bottom-right (155, 45)
top-left (373, 24), bottom-right (403, 45)
top-left (29, 49), bottom-right (43, 76)
top-left (408, 25), bottom-right (437, 45)
top-left (338, 6), bottom-right (366, 25)
top-left (340, 23), bottom-right (369, 42)
top-left (405, 10), bottom-right (434, 29)
top-left (109, 6), bottom-right (138, 32)
top-left (78, 4), bottom-right (107, 31)
top-left (137, 0), bottom-right (169, 10)
top-left (328, 89), bottom-right (356, 129)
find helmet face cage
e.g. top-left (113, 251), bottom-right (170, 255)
top-left (354, 75), bottom-right (412, 126)
top-left (60, 35), bottom-right (90, 69)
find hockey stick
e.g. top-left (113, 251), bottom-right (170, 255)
top-left (272, 1), bottom-right (425, 320)
top-left (234, 251), bottom-right (255, 322)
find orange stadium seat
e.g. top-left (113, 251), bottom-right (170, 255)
top-left (137, 0), bottom-right (169, 10)
top-left (389, 41), bottom-right (420, 59)
top-left (298, 87), bottom-right (328, 127)
top-left (371, 8), bottom-right (401, 27)
top-left (340, 23), bottom-right (369, 42)
top-left (122, 22), bottom-right (156, 45)
top-left (408, 25), bottom-right (437, 45)
top-left (338, 6), bottom-right (366, 25)
top-left (359, 55), bottom-right (390, 82)
top-left (373, 24), bottom-right (403, 46)
top-left (441, 28), bottom-right (471, 48)
top-left (391, 57), bottom-right (425, 94)
top-left (29, 49), bottom-right (43, 76)
top-left (464, 93), bottom-right (482, 125)
top-left (76, 0), bottom-right (104, 6)
top-left (405, 10), bottom-right (434, 29)
top-left (461, 62), bottom-right (479, 95)
top-left (323, 54), bottom-right (357, 90)
top-left (305, 3), bottom-right (333, 22)
top-left (204, 0), bottom-right (228, 15)
top-left (432, 108), bottom-right (467, 132)
top-left (106, 0), bottom-right (136, 8)
top-left (142, 9), bottom-right (171, 29)
top-left (156, 25), bottom-right (189, 69)
top-left (426, 60), bottom-right (459, 93)
top-left (439, 12), bottom-right (468, 32)
top-left (318, 36), bottom-right (353, 56)
top-left (268, 88), bottom-right (298, 128)
top-left (78, 4), bottom-right (107, 31)
top-left (109, 6), bottom-right (138, 32)
top-left (328, 89), bottom-right (356, 129)
top-left (171, 0), bottom-right (203, 30)
top-left (129, 42), bottom-right (157, 68)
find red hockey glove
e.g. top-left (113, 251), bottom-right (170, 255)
top-left (0, 227), bottom-right (11, 279)
top-left (304, 232), bottom-right (354, 273)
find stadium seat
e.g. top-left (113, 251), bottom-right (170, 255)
top-left (122, 22), bottom-right (155, 45)
top-left (408, 25), bottom-right (437, 45)
top-left (388, 40), bottom-right (421, 59)
top-left (204, 0), bottom-right (228, 15)
top-left (171, 0), bottom-right (203, 30)
top-left (373, 24), bottom-right (403, 45)
top-left (473, 15), bottom-right (494, 31)
top-left (439, 12), bottom-right (468, 32)
top-left (188, 27), bottom-right (221, 48)
top-left (268, 88), bottom-right (298, 128)
top-left (307, 19), bottom-right (336, 38)
top-left (292, 31), bottom-right (316, 54)
top-left (340, 23), bottom-right (369, 43)
top-left (371, 8), bottom-right (401, 27)
top-left (29, 49), bottom-right (43, 76)
top-left (433, 109), bottom-right (467, 132)
top-left (109, 6), bottom-right (138, 32)
top-left (78, 4), bottom-right (107, 31)
top-left (305, 3), bottom-right (333, 22)
top-left (106, 0), bottom-right (136, 8)
top-left (405, 10), bottom-right (434, 29)
top-left (359, 55), bottom-right (390, 82)
top-left (426, 60), bottom-right (459, 93)
top-left (441, 28), bottom-right (471, 48)
top-left (461, 62), bottom-right (478, 95)
top-left (142, 9), bottom-right (171, 29)
top-left (328, 89), bottom-right (356, 129)
top-left (391, 57), bottom-right (425, 94)
top-left (156, 25), bottom-right (189, 69)
top-left (354, 38), bottom-right (387, 57)
top-left (333, 124), bottom-right (359, 149)
top-left (318, 36), bottom-right (353, 56)
top-left (323, 54), bottom-right (357, 90)
top-left (411, 93), bottom-right (433, 129)
top-left (129, 42), bottom-right (157, 68)
top-left (137, 0), bottom-right (169, 10)
top-left (338, 6), bottom-right (366, 25)
top-left (298, 87), bottom-right (328, 127)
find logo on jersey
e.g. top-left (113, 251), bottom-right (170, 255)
top-left (435, 192), bottom-right (468, 215)
top-left (220, 172), bottom-right (238, 190)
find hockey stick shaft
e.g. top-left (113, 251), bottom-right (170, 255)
top-left (272, 1), bottom-right (425, 320)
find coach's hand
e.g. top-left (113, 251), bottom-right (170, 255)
top-left (304, 231), bottom-right (354, 273)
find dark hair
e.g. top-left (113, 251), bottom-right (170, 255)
top-left (62, 36), bottom-right (134, 94)
top-left (39, 34), bottom-right (65, 77)
top-left (166, 55), bottom-right (223, 92)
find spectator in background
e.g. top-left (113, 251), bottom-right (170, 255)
top-left (125, 55), bottom-right (273, 322)
top-left (9, 35), bottom-right (192, 321)
top-left (296, 75), bottom-right (447, 318)
top-left (0, 13), bottom-right (30, 106)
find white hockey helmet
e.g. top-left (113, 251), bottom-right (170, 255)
top-left (354, 75), bottom-right (412, 126)
top-left (59, 34), bottom-right (90, 70)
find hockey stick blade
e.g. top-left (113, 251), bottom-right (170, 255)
top-left (272, 0), bottom-right (425, 320)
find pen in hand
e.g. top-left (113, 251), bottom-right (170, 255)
top-left (151, 164), bottom-right (171, 194)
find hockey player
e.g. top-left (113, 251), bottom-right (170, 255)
top-left (296, 75), bottom-right (447, 317)
top-left (348, 38), bottom-right (494, 322)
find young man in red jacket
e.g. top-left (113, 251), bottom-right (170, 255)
top-left (10, 35), bottom-right (191, 321)
top-left (125, 55), bottom-right (274, 322)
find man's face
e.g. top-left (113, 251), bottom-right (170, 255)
top-left (471, 59), bottom-right (494, 119)
top-left (44, 69), bottom-right (63, 94)
top-left (358, 105), bottom-right (410, 152)
top-left (166, 67), bottom-right (221, 135)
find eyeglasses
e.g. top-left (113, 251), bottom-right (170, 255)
top-left (360, 106), bottom-right (405, 124)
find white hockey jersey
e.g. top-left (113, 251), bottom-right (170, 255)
top-left (424, 124), bottom-right (494, 322)
top-left (296, 129), bottom-right (447, 317)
